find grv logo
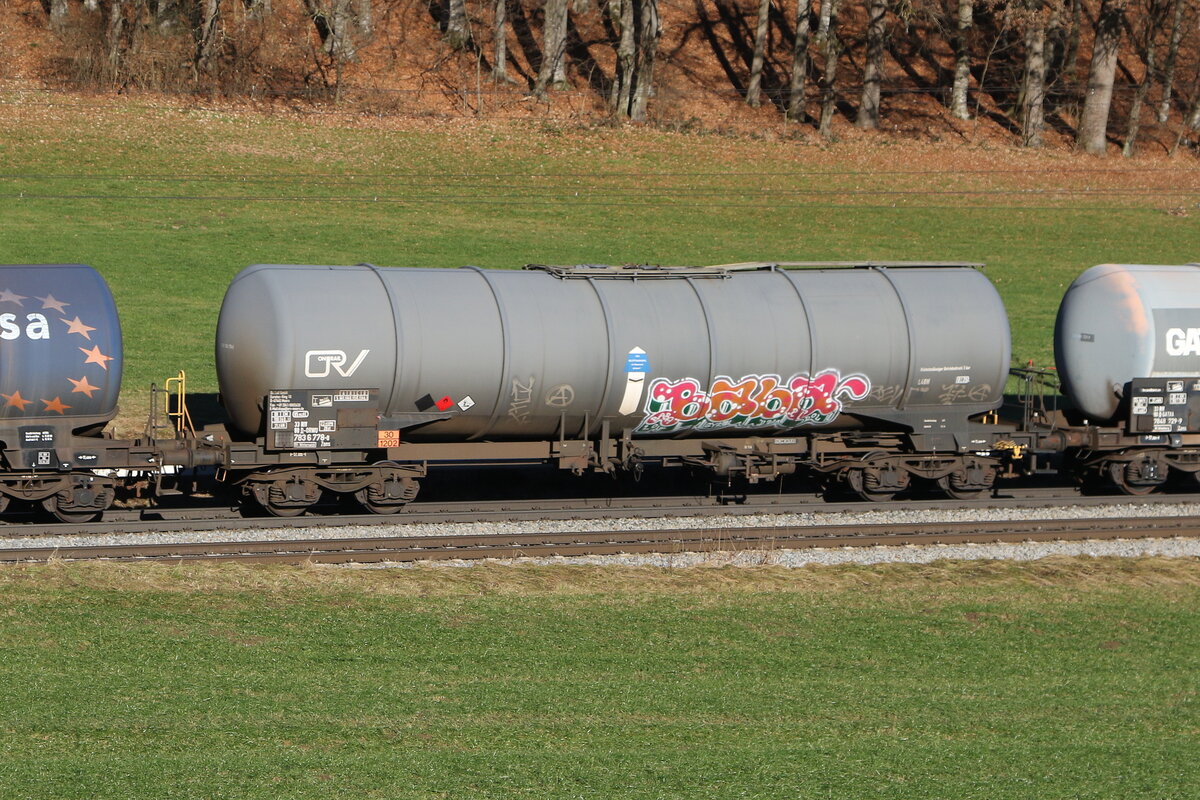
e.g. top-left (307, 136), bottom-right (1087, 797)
top-left (305, 349), bottom-right (370, 378)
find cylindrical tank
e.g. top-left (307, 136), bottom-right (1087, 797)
top-left (1056, 263), bottom-right (1200, 423)
top-left (0, 264), bottom-right (123, 431)
top-left (216, 263), bottom-right (1011, 441)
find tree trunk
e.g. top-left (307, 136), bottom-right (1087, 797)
top-left (1157, 0), bottom-right (1184, 122)
top-left (106, 0), bottom-right (126, 76)
top-left (535, 0), bottom-right (570, 94)
top-left (446, 0), bottom-right (471, 49)
top-left (747, 0), bottom-right (771, 107)
top-left (1060, 0), bottom-right (1082, 81)
top-left (1123, 17), bottom-right (1158, 156)
top-left (950, 0), bottom-right (972, 119)
top-left (493, 0), bottom-right (509, 80)
top-left (610, 0), bottom-right (636, 113)
top-left (1173, 92), bottom-right (1200, 154)
top-left (331, 0), bottom-right (356, 59)
top-left (786, 0), bottom-right (812, 121)
top-left (246, 0), bottom-right (272, 19)
top-left (49, 0), bottom-right (68, 30)
top-left (816, 0), bottom-right (840, 137)
top-left (1076, 0), bottom-right (1125, 155)
top-left (855, 0), bottom-right (886, 129)
top-left (194, 0), bottom-right (222, 76)
top-left (1021, 0), bottom-right (1047, 147)
top-left (629, 0), bottom-right (660, 121)
top-left (356, 0), bottom-right (372, 37)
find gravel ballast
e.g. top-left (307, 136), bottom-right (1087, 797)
top-left (4, 501), bottom-right (1200, 568)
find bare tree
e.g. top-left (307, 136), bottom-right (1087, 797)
top-left (535, 0), bottom-right (570, 95)
top-left (787, 0), bottom-right (813, 121)
top-left (609, 0), bottom-right (636, 111)
top-left (629, 0), bottom-right (660, 120)
top-left (106, 0), bottom-right (127, 75)
top-left (357, 0), bottom-right (372, 36)
top-left (493, 0), bottom-right (511, 80)
top-left (446, 0), bottom-right (472, 48)
top-left (747, 0), bottom-right (772, 107)
top-left (1123, 0), bottom-right (1162, 156)
top-left (1076, 0), bottom-right (1126, 154)
top-left (950, 0), bottom-right (973, 119)
top-left (1157, 0), bottom-right (1186, 122)
top-left (194, 0), bottom-right (222, 76)
top-left (48, 0), bottom-right (68, 30)
top-left (1020, 0), bottom-right (1049, 146)
top-left (303, 0), bottom-right (359, 60)
top-left (1173, 91), bottom-right (1200, 154)
top-left (609, 0), bottom-right (658, 119)
top-left (816, 0), bottom-right (841, 137)
top-left (856, 0), bottom-right (887, 128)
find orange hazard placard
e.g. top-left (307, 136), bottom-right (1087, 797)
top-left (377, 430), bottom-right (400, 447)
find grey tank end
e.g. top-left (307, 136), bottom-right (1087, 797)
top-left (1055, 263), bottom-right (1200, 423)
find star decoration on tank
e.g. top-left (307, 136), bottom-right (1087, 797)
top-left (80, 345), bottom-right (114, 369)
top-left (0, 289), bottom-right (26, 305)
top-left (41, 397), bottom-right (71, 415)
top-left (68, 376), bottom-right (101, 397)
top-left (1, 390), bottom-right (32, 411)
top-left (36, 294), bottom-right (69, 313)
top-left (61, 316), bottom-right (96, 340)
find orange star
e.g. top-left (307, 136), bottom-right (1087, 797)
top-left (80, 345), bottom-right (114, 369)
top-left (1, 390), bottom-right (32, 411)
top-left (61, 316), bottom-right (96, 340)
top-left (37, 294), bottom-right (69, 313)
top-left (68, 376), bottom-right (101, 397)
top-left (0, 289), bottom-right (26, 305)
top-left (41, 397), bottom-right (71, 414)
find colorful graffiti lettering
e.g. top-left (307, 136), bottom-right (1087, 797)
top-left (635, 370), bottom-right (871, 434)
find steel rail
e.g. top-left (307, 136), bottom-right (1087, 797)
top-left (3, 516), bottom-right (1197, 565)
top-left (4, 485), bottom-right (1200, 540)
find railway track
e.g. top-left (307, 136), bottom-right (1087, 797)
top-left (4, 484), bottom-right (1200, 540)
top-left (3, 516), bottom-right (1198, 565)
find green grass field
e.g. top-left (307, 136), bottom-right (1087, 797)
top-left (1, 559), bottom-right (1198, 799)
top-left (3, 97), bottom-right (1200, 798)
top-left (3, 95), bottom-right (1199, 425)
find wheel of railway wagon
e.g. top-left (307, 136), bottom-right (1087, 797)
top-left (355, 466), bottom-right (419, 515)
top-left (41, 493), bottom-right (102, 523)
top-left (936, 475), bottom-right (986, 501)
top-left (1107, 460), bottom-right (1163, 496)
top-left (936, 464), bottom-right (997, 501)
top-left (256, 477), bottom-right (322, 517)
top-left (845, 468), bottom-right (896, 503)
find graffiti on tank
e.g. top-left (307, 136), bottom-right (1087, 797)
top-left (635, 370), bottom-right (871, 434)
top-left (937, 383), bottom-right (993, 404)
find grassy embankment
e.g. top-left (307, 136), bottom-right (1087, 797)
top-left (2, 96), bottom-right (1200, 799)
top-left (2, 94), bottom-right (1199, 430)
top-left (1, 558), bottom-right (1199, 799)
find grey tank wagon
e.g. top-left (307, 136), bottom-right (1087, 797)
top-left (210, 261), bottom-right (1017, 513)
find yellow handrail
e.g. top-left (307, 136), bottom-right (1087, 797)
top-left (163, 370), bottom-right (195, 437)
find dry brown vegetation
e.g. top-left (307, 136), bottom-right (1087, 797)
top-left (4, 554), bottom-right (1200, 596)
top-left (3, 0), bottom-right (1200, 153)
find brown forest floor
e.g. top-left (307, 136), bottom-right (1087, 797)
top-left (1, 0), bottom-right (1198, 157)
